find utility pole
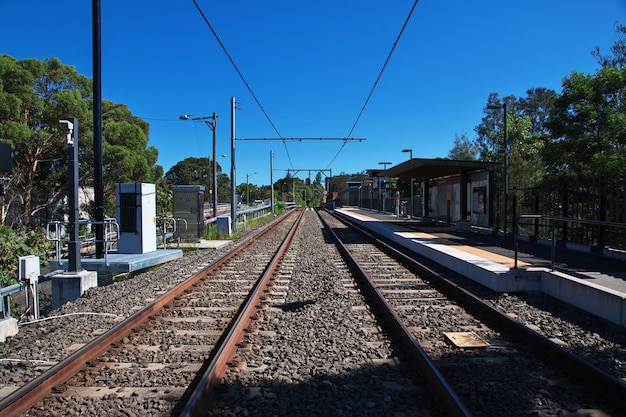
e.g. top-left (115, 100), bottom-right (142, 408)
top-left (93, 0), bottom-right (104, 258)
top-left (231, 97), bottom-right (237, 232)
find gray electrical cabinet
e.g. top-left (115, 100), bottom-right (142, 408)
top-left (116, 183), bottom-right (157, 254)
top-left (172, 185), bottom-right (205, 239)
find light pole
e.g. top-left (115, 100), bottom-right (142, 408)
top-left (487, 103), bottom-right (508, 236)
top-left (246, 172), bottom-right (256, 205)
top-left (378, 161), bottom-right (391, 213)
top-left (402, 149), bottom-right (413, 219)
top-left (180, 113), bottom-right (218, 218)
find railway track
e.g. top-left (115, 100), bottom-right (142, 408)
top-left (319, 209), bottom-right (626, 416)
top-left (204, 207), bottom-right (457, 416)
top-left (2, 208), bottom-right (625, 415)
top-left (0, 209), bottom-right (302, 417)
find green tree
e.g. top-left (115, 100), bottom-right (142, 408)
top-left (0, 55), bottom-right (91, 225)
top-left (165, 156), bottom-right (225, 203)
top-left (544, 23), bottom-right (626, 174)
top-left (475, 91), bottom-right (552, 188)
top-left (447, 130), bottom-right (478, 160)
top-left (544, 67), bottom-right (626, 173)
top-left (98, 101), bottom-right (161, 215)
top-left (0, 55), bottom-right (164, 225)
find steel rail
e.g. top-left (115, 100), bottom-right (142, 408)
top-left (330, 209), bottom-right (626, 412)
top-left (0, 209), bottom-right (299, 417)
top-left (317, 209), bottom-right (473, 417)
top-left (178, 208), bottom-right (305, 416)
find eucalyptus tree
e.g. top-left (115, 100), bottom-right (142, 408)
top-left (544, 24), bottom-right (626, 174)
top-left (0, 55), bottom-right (91, 225)
top-left (0, 55), bottom-right (163, 225)
top-left (448, 130), bottom-right (478, 161)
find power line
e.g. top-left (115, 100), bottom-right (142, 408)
top-left (191, 0), bottom-right (419, 173)
top-left (191, 0), bottom-right (294, 169)
top-left (325, 0), bottom-right (419, 171)
top-left (345, 0), bottom-right (420, 139)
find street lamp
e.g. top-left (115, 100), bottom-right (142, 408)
top-left (378, 162), bottom-right (392, 212)
top-left (402, 149), bottom-right (413, 219)
top-left (180, 113), bottom-right (218, 218)
top-left (487, 103), bottom-right (508, 236)
top-left (246, 172), bottom-right (256, 205)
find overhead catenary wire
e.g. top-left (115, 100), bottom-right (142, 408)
top-left (191, 0), bottom-right (419, 174)
top-left (344, 0), bottom-right (420, 141)
top-left (191, 0), bottom-right (295, 169)
top-left (326, 0), bottom-right (420, 170)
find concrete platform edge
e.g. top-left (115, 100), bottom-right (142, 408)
top-left (541, 270), bottom-right (626, 327)
top-left (334, 208), bottom-right (626, 328)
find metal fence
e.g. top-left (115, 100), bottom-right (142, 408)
top-left (512, 170), bottom-right (626, 252)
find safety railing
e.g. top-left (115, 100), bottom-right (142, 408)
top-left (232, 203), bottom-right (273, 230)
top-left (156, 216), bottom-right (187, 249)
top-left (514, 215), bottom-right (626, 270)
top-left (46, 218), bottom-right (119, 266)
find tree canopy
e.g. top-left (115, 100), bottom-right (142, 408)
top-left (0, 55), bottom-right (162, 225)
top-left (545, 65), bottom-right (626, 174)
top-left (447, 130), bottom-right (478, 161)
top-left (463, 23), bottom-right (626, 182)
top-left (164, 156), bottom-right (228, 201)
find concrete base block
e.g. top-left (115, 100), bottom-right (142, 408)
top-left (52, 270), bottom-right (98, 310)
top-left (98, 271), bottom-right (113, 287)
top-left (0, 317), bottom-right (18, 343)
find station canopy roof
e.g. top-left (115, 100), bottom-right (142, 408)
top-left (374, 158), bottom-right (499, 180)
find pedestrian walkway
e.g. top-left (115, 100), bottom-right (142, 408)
top-left (334, 207), bottom-right (626, 328)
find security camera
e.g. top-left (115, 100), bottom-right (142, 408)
top-left (59, 119), bottom-right (74, 145)
top-left (59, 119), bottom-right (74, 131)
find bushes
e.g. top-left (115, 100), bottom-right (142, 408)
top-left (0, 226), bottom-right (51, 286)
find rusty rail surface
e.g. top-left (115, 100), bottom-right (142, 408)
top-left (317, 209), bottom-right (472, 417)
top-left (0, 209), bottom-right (301, 417)
top-left (178, 207), bottom-right (305, 416)
top-left (328, 209), bottom-right (626, 413)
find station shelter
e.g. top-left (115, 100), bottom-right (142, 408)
top-left (381, 158), bottom-right (499, 228)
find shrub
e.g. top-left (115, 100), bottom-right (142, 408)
top-left (0, 226), bottom-right (52, 286)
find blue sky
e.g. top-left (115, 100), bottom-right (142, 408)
top-left (1, 0), bottom-right (625, 187)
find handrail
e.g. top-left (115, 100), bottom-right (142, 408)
top-left (155, 216), bottom-right (184, 249)
top-left (514, 214), bottom-right (626, 270)
top-left (46, 218), bottom-right (119, 267)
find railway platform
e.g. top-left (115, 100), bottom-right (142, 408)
top-left (49, 249), bottom-right (183, 273)
top-left (333, 207), bottom-right (626, 328)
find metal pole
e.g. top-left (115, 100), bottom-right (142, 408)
top-left (551, 221), bottom-right (556, 271)
top-left (514, 193), bottom-right (518, 268)
top-left (212, 112), bottom-right (218, 218)
top-left (270, 150), bottom-right (274, 215)
top-left (66, 118), bottom-right (81, 272)
top-left (503, 103), bottom-right (508, 236)
top-left (231, 97), bottom-right (236, 232)
top-left (92, 0), bottom-right (104, 258)
top-left (402, 149), bottom-right (413, 218)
